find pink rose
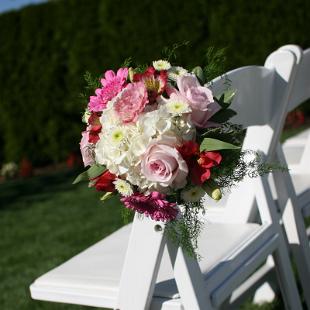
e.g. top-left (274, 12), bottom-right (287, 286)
top-left (80, 129), bottom-right (95, 167)
top-left (177, 74), bottom-right (221, 128)
top-left (141, 138), bottom-right (188, 189)
top-left (114, 81), bottom-right (148, 123)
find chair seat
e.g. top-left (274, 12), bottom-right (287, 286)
top-left (30, 221), bottom-right (261, 309)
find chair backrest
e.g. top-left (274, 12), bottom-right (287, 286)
top-left (210, 66), bottom-right (274, 127)
top-left (204, 48), bottom-right (299, 223)
top-left (284, 47), bottom-right (310, 111)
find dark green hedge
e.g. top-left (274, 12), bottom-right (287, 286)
top-left (0, 0), bottom-right (309, 165)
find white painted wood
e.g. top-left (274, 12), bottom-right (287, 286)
top-left (167, 242), bottom-right (213, 310)
top-left (30, 48), bottom-right (303, 310)
top-left (272, 145), bottom-right (310, 308)
top-left (206, 47), bottom-right (299, 223)
top-left (254, 174), bottom-right (303, 310)
top-left (117, 214), bottom-right (166, 310)
top-left (284, 47), bottom-right (310, 112)
top-left (235, 45), bottom-right (310, 307)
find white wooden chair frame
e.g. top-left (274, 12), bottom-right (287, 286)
top-left (240, 45), bottom-right (310, 308)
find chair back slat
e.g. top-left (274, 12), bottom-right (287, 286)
top-left (205, 49), bottom-right (298, 223)
top-left (288, 48), bottom-right (310, 111)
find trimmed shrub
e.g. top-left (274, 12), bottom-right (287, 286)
top-left (0, 0), bottom-right (309, 164)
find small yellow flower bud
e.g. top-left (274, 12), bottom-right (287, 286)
top-left (100, 192), bottom-right (113, 202)
top-left (202, 181), bottom-right (222, 201)
top-left (128, 67), bottom-right (134, 82)
top-left (211, 188), bottom-right (222, 201)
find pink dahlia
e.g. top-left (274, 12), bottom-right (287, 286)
top-left (88, 68), bottom-right (128, 112)
top-left (121, 191), bottom-right (178, 222)
top-left (114, 81), bottom-right (148, 123)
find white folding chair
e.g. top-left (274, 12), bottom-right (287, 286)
top-left (30, 49), bottom-right (302, 310)
top-left (227, 45), bottom-right (310, 308)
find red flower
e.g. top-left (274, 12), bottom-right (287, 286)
top-left (198, 151), bottom-right (222, 168)
top-left (93, 170), bottom-right (116, 192)
top-left (133, 67), bottom-right (167, 104)
top-left (88, 113), bottom-right (102, 144)
top-left (177, 141), bottom-right (199, 161)
top-left (191, 151), bottom-right (222, 185)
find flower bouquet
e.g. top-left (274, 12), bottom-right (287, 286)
top-left (74, 57), bottom-right (273, 256)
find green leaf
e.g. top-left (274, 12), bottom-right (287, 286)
top-left (192, 66), bottom-right (205, 84)
top-left (200, 138), bottom-right (240, 152)
top-left (87, 164), bottom-right (106, 179)
top-left (72, 164), bottom-right (106, 185)
top-left (215, 89), bottom-right (236, 108)
top-left (100, 192), bottom-right (114, 202)
top-left (72, 171), bottom-right (89, 184)
top-left (210, 108), bottom-right (237, 123)
top-left (223, 89), bottom-right (236, 104)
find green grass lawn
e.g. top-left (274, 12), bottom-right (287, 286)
top-left (0, 169), bottom-right (125, 309)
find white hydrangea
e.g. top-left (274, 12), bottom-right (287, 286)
top-left (137, 105), bottom-right (173, 138)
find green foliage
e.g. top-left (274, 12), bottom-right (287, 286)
top-left (165, 201), bottom-right (205, 259)
top-left (79, 71), bottom-right (101, 105)
top-left (200, 137), bottom-right (240, 152)
top-left (203, 47), bottom-right (227, 81)
top-left (162, 40), bottom-right (190, 61)
top-left (212, 150), bottom-right (287, 190)
top-left (72, 164), bottom-right (106, 184)
top-left (0, 0), bottom-right (310, 164)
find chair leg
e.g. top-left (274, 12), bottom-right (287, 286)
top-left (272, 236), bottom-right (303, 310)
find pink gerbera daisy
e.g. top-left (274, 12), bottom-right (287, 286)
top-left (88, 68), bottom-right (128, 112)
top-left (121, 191), bottom-right (178, 221)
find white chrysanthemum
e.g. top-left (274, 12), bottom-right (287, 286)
top-left (166, 98), bottom-right (191, 115)
top-left (113, 179), bottom-right (133, 196)
top-left (168, 66), bottom-right (188, 81)
top-left (153, 60), bottom-right (171, 71)
top-left (181, 187), bottom-right (205, 202)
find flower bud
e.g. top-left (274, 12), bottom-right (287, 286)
top-left (202, 181), bottom-right (222, 201)
top-left (211, 188), bottom-right (222, 201)
top-left (128, 67), bottom-right (135, 82)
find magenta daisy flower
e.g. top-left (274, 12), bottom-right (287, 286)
top-left (121, 191), bottom-right (178, 222)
